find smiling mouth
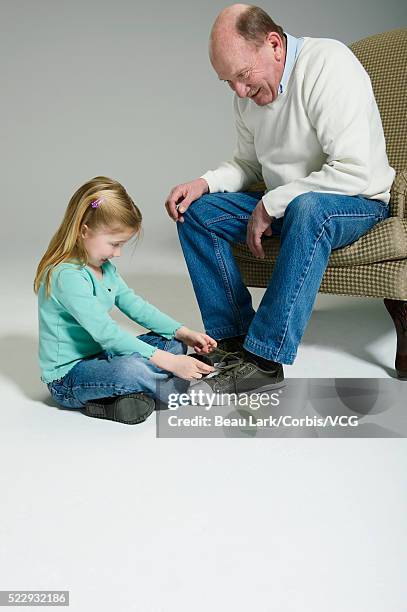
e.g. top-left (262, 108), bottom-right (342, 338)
top-left (249, 88), bottom-right (261, 98)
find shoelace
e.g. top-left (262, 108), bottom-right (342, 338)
top-left (214, 350), bottom-right (244, 368)
top-left (210, 358), bottom-right (254, 394)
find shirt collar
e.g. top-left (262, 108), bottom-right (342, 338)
top-left (278, 32), bottom-right (304, 94)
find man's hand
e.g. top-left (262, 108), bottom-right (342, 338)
top-left (175, 326), bottom-right (217, 354)
top-left (165, 178), bottom-right (209, 223)
top-left (246, 199), bottom-right (274, 259)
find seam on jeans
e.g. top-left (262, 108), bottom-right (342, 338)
top-left (205, 214), bottom-right (251, 227)
top-left (275, 211), bottom-right (382, 359)
top-left (72, 383), bottom-right (131, 390)
top-left (210, 230), bottom-right (245, 332)
top-left (206, 325), bottom-right (246, 338)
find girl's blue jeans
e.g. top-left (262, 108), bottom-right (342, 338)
top-left (177, 190), bottom-right (390, 365)
top-left (47, 332), bottom-right (188, 409)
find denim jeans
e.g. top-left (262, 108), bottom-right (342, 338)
top-left (47, 332), bottom-right (188, 409)
top-left (177, 190), bottom-right (390, 365)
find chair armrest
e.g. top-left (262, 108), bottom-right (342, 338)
top-left (247, 181), bottom-right (266, 193)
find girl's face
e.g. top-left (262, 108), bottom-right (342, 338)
top-left (80, 225), bottom-right (137, 267)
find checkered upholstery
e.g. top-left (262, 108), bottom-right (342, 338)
top-left (236, 255), bottom-right (407, 299)
top-left (233, 216), bottom-right (407, 268)
top-left (232, 29), bottom-right (407, 299)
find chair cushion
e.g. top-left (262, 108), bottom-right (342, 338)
top-left (319, 260), bottom-right (407, 298)
top-left (233, 248), bottom-right (407, 298)
top-left (232, 217), bottom-right (407, 267)
top-left (329, 217), bottom-right (407, 266)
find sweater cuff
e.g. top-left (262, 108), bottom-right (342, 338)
top-left (147, 346), bottom-right (158, 359)
top-left (172, 324), bottom-right (184, 339)
top-left (200, 172), bottom-right (219, 194)
top-left (261, 191), bottom-right (285, 219)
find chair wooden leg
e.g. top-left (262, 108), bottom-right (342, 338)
top-left (384, 299), bottom-right (407, 379)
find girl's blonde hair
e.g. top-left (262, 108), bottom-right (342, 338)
top-left (34, 176), bottom-right (142, 297)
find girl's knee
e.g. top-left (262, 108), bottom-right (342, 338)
top-left (167, 339), bottom-right (187, 355)
top-left (109, 354), bottom-right (151, 384)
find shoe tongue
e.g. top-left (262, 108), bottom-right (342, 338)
top-left (219, 338), bottom-right (243, 353)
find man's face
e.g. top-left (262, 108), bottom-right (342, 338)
top-left (80, 225), bottom-right (136, 267)
top-left (211, 32), bottom-right (286, 106)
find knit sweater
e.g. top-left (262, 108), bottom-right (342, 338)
top-left (201, 36), bottom-right (395, 218)
top-left (38, 260), bottom-right (183, 383)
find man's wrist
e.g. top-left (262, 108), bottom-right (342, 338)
top-left (198, 178), bottom-right (209, 194)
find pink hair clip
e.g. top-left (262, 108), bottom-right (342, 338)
top-left (91, 197), bottom-right (104, 208)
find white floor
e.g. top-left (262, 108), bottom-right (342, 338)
top-left (1, 271), bottom-right (406, 611)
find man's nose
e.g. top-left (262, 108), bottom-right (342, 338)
top-left (231, 81), bottom-right (250, 98)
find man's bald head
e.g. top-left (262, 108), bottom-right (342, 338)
top-left (209, 5), bottom-right (286, 107)
top-left (210, 4), bottom-right (284, 62)
top-left (210, 4), bottom-right (249, 38)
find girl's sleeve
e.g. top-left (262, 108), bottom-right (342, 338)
top-left (113, 272), bottom-right (183, 339)
top-left (52, 268), bottom-right (160, 359)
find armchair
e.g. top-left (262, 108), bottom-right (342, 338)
top-left (232, 29), bottom-right (407, 378)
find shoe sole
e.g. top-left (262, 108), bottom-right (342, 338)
top-left (82, 394), bottom-right (155, 424)
top-left (114, 395), bottom-right (155, 424)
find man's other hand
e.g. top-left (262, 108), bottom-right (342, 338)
top-left (246, 199), bottom-right (274, 259)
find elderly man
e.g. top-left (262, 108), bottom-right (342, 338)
top-left (165, 4), bottom-right (394, 395)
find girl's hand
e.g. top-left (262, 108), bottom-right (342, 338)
top-left (149, 350), bottom-right (214, 380)
top-left (175, 326), bottom-right (217, 354)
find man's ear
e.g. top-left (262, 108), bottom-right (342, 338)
top-left (266, 32), bottom-right (285, 60)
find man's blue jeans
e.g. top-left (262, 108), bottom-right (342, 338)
top-left (47, 332), bottom-right (188, 409)
top-left (177, 191), bottom-right (390, 365)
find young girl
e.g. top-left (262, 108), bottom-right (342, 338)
top-left (34, 176), bottom-right (217, 424)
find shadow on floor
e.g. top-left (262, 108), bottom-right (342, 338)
top-left (0, 333), bottom-right (56, 402)
top-left (299, 297), bottom-right (396, 376)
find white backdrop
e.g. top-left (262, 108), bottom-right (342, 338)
top-left (2, 0), bottom-right (406, 276)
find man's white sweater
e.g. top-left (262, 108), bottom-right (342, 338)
top-left (201, 37), bottom-right (395, 218)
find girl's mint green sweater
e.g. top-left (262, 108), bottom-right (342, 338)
top-left (38, 260), bottom-right (183, 384)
